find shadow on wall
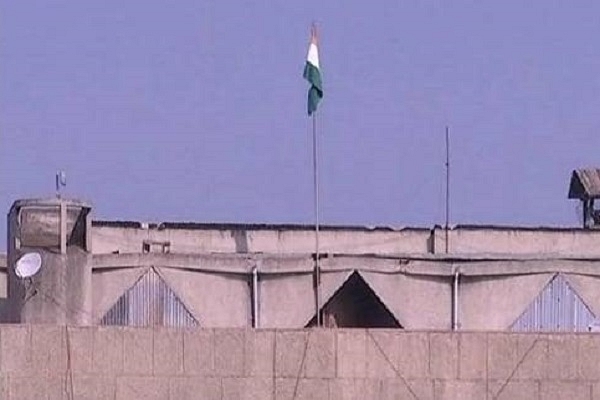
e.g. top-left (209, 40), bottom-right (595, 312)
top-left (306, 271), bottom-right (402, 329)
top-left (0, 298), bottom-right (9, 322)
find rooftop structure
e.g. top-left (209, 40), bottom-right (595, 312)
top-left (569, 168), bottom-right (600, 228)
top-left (3, 190), bottom-right (600, 333)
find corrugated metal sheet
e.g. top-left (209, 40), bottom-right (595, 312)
top-left (101, 267), bottom-right (198, 328)
top-left (511, 274), bottom-right (595, 332)
top-left (569, 168), bottom-right (600, 199)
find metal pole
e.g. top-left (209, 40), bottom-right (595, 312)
top-left (452, 268), bottom-right (460, 331)
top-left (252, 266), bottom-right (259, 328)
top-left (60, 200), bottom-right (67, 255)
top-left (445, 126), bottom-right (450, 253)
top-left (312, 113), bottom-right (321, 327)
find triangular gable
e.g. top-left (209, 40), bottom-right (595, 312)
top-left (101, 267), bottom-right (198, 328)
top-left (306, 271), bottom-right (402, 328)
top-left (512, 273), bottom-right (595, 332)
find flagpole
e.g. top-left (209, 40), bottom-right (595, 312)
top-left (312, 111), bottom-right (321, 327)
top-left (305, 22), bottom-right (323, 327)
top-left (445, 126), bottom-right (450, 253)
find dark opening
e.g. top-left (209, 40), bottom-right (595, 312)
top-left (306, 271), bottom-right (402, 328)
top-left (67, 208), bottom-right (89, 249)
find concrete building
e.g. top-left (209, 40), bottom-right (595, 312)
top-left (5, 182), bottom-right (600, 332)
top-left (2, 169), bottom-right (600, 399)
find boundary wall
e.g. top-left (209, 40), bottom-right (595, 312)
top-left (1, 325), bottom-right (600, 399)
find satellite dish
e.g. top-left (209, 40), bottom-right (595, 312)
top-left (15, 252), bottom-right (42, 278)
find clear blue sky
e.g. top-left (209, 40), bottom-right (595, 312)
top-left (1, 1), bottom-right (599, 242)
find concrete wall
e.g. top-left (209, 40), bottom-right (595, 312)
top-left (437, 226), bottom-right (600, 256)
top-left (6, 249), bottom-right (600, 330)
top-left (1, 325), bottom-right (599, 399)
top-left (6, 199), bottom-right (92, 325)
top-left (11, 201), bottom-right (600, 330)
top-left (91, 225), bottom-right (431, 255)
top-left (92, 223), bottom-right (600, 257)
top-left (87, 253), bottom-right (600, 330)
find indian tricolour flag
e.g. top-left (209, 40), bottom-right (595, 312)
top-left (303, 26), bottom-right (323, 116)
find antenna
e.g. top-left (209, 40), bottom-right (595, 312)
top-left (445, 126), bottom-right (450, 253)
top-left (55, 171), bottom-right (66, 198)
top-left (15, 252), bottom-right (42, 278)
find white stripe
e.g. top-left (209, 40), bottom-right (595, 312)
top-left (306, 42), bottom-right (320, 70)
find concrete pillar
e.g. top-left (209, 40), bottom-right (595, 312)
top-left (7, 198), bottom-right (92, 325)
top-left (432, 226), bottom-right (450, 254)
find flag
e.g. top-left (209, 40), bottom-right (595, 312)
top-left (303, 25), bottom-right (323, 116)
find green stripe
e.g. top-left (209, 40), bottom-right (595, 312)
top-left (303, 62), bottom-right (322, 92)
top-left (303, 62), bottom-right (323, 115)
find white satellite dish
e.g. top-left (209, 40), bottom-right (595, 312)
top-left (15, 252), bottom-right (42, 278)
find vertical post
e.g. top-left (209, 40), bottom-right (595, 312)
top-left (252, 266), bottom-right (259, 328)
top-left (446, 127), bottom-right (458, 330)
top-left (312, 113), bottom-right (322, 327)
top-left (60, 200), bottom-right (67, 254)
top-left (445, 126), bottom-right (450, 253)
top-left (85, 208), bottom-right (92, 252)
top-left (583, 199), bottom-right (591, 229)
top-left (452, 268), bottom-right (460, 331)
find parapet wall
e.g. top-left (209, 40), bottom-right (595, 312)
top-left (91, 224), bottom-right (432, 255)
top-left (1, 325), bottom-right (599, 399)
top-left (91, 222), bottom-right (600, 257)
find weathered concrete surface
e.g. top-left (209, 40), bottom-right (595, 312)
top-left (15, 248), bottom-right (92, 325)
top-left (9, 199), bottom-right (600, 330)
top-left (85, 251), bottom-right (600, 330)
top-left (0, 325), bottom-right (599, 399)
top-left (433, 225), bottom-right (600, 256)
top-left (92, 224), bottom-right (432, 255)
top-left (0, 250), bottom-right (591, 332)
top-left (11, 198), bottom-right (91, 249)
top-left (7, 199), bottom-right (93, 325)
top-left (80, 219), bottom-right (600, 331)
top-left (93, 222), bottom-right (600, 257)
